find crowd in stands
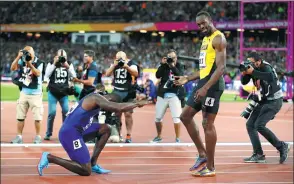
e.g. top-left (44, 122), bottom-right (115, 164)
top-left (1, 34), bottom-right (287, 78)
top-left (0, 1), bottom-right (288, 23)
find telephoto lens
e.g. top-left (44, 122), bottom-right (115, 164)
top-left (240, 100), bottom-right (259, 119)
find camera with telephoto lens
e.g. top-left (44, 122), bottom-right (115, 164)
top-left (21, 50), bottom-right (32, 62)
top-left (117, 58), bottom-right (125, 68)
top-left (239, 59), bottom-right (254, 72)
top-left (166, 56), bottom-right (174, 64)
top-left (58, 56), bottom-right (66, 64)
top-left (240, 93), bottom-right (260, 119)
top-left (132, 84), bottom-right (145, 93)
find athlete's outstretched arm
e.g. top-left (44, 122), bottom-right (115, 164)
top-left (202, 34), bottom-right (227, 90)
top-left (94, 94), bottom-right (146, 113)
top-left (174, 69), bottom-right (200, 86)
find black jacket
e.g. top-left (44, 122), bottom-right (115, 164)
top-left (241, 61), bottom-right (283, 101)
top-left (156, 62), bottom-right (185, 99)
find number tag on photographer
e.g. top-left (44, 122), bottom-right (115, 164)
top-left (23, 76), bottom-right (31, 86)
top-left (199, 52), bottom-right (206, 69)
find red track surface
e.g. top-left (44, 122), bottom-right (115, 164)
top-left (1, 101), bottom-right (293, 183)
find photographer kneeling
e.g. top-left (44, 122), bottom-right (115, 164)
top-left (44, 49), bottom-right (76, 140)
top-left (240, 52), bottom-right (290, 164)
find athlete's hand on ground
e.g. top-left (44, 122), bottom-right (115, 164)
top-left (194, 87), bottom-right (208, 102)
top-left (174, 76), bottom-right (187, 86)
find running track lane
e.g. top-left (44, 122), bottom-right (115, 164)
top-left (1, 102), bottom-right (293, 143)
top-left (1, 145), bottom-right (293, 184)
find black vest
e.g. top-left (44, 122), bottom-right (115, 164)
top-left (15, 57), bottom-right (44, 89)
top-left (258, 61), bottom-right (283, 100)
top-left (47, 61), bottom-right (72, 99)
top-left (112, 60), bottom-right (137, 91)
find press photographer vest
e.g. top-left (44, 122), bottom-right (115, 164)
top-left (48, 67), bottom-right (69, 88)
top-left (198, 30), bottom-right (225, 91)
top-left (113, 60), bottom-right (137, 91)
top-left (16, 57), bottom-right (44, 89)
top-left (258, 61), bottom-right (283, 101)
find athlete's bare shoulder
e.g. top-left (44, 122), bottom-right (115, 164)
top-left (81, 93), bottom-right (101, 111)
top-left (212, 33), bottom-right (227, 51)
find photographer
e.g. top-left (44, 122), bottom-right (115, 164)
top-left (73, 50), bottom-right (101, 100)
top-left (105, 51), bottom-right (139, 143)
top-left (93, 83), bottom-right (121, 143)
top-left (10, 46), bottom-right (45, 144)
top-left (44, 49), bottom-right (76, 141)
top-left (151, 50), bottom-right (185, 143)
top-left (240, 52), bottom-right (290, 164)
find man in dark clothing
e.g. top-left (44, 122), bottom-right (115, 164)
top-left (241, 52), bottom-right (290, 164)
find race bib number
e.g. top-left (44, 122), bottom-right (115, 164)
top-left (205, 97), bottom-right (215, 107)
top-left (73, 139), bottom-right (82, 150)
top-left (55, 68), bottom-right (67, 84)
top-left (114, 68), bottom-right (127, 84)
top-left (199, 52), bottom-right (206, 69)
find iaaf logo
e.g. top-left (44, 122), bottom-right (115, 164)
top-left (124, 23), bottom-right (155, 31)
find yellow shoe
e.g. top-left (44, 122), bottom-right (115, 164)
top-left (191, 166), bottom-right (216, 177)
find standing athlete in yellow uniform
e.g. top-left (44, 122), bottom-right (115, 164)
top-left (174, 11), bottom-right (227, 177)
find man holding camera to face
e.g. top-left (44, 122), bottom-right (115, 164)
top-left (240, 52), bottom-right (290, 164)
top-left (73, 50), bottom-right (101, 101)
top-left (44, 49), bottom-right (76, 141)
top-left (151, 50), bottom-right (185, 143)
top-left (105, 51), bottom-right (139, 143)
top-left (10, 46), bottom-right (45, 144)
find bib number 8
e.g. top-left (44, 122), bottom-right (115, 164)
top-left (73, 139), bottom-right (82, 150)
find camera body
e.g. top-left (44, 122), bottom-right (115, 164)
top-left (117, 58), bottom-right (125, 68)
top-left (58, 56), bottom-right (66, 64)
top-left (166, 56), bottom-right (174, 64)
top-left (240, 93), bottom-right (260, 119)
top-left (239, 60), bottom-right (254, 72)
top-left (21, 50), bottom-right (32, 62)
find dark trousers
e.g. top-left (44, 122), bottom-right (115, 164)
top-left (246, 98), bottom-right (283, 155)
